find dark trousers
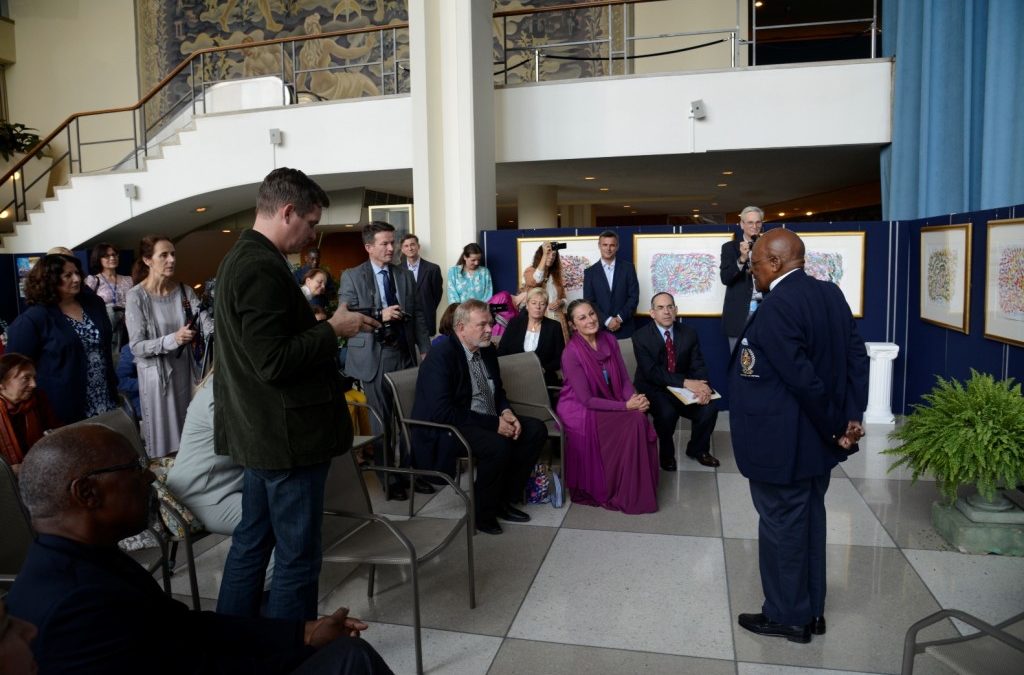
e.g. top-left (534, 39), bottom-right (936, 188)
top-left (645, 389), bottom-right (718, 460)
top-left (362, 346), bottom-right (414, 487)
top-left (288, 635), bottom-right (394, 675)
top-left (456, 415), bottom-right (546, 519)
top-left (748, 474), bottom-right (830, 626)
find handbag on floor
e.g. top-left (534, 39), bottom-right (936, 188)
top-left (526, 463), bottom-right (551, 504)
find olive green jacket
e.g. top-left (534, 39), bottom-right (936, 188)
top-left (213, 229), bottom-right (351, 469)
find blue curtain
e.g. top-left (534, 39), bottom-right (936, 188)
top-left (881, 0), bottom-right (1024, 220)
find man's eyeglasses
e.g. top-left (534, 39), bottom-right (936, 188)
top-left (67, 457), bottom-right (148, 491)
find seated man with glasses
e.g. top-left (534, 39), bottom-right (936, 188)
top-left (5, 424), bottom-right (393, 674)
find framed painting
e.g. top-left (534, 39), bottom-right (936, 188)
top-left (794, 231), bottom-right (866, 317)
top-left (983, 218), bottom-right (1024, 347)
top-left (633, 233), bottom-right (733, 316)
top-left (919, 224), bottom-right (971, 333)
top-left (516, 235), bottom-right (600, 304)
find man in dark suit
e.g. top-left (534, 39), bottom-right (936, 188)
top-left (632, 292), bottom-right (720, 471)
top-left (339, 222), bottom-right (432, 502)
top-left (729, 229), bottom-right (868, 644)
top-left (215, 168), bottom-right (377, 622)
top-left (411, 300), bottom-right (546, 535)
top-left (583, 230), bottom-right (640, 338)
top-left (400, 233), bottom-right (443, 336)
top-left (6, 424), bottom-right (392, 674)
top-left (720, 206), bottom-right (765, 352)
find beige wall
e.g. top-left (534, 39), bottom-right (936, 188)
top-left (6, 0), bottom-right (138, 177)
top-left (632, 0), bottom-right (748, 74)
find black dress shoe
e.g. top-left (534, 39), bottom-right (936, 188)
top-left (413, 478), bottom-right (437, 495)
top-left (688, 452), bottom-right (721, 468)
top-left (498, 505), bottom-right (531, 523)
top-left (476, 518), bottom-right (503, 535)
top-left (385, 485), bottom-right (409, 502)
top-left (807, 615), bottom-right (826, 635)
top-left (738, 612), bottom-right (811, 643)
top-left (660, 457), bottom-right (678, 472)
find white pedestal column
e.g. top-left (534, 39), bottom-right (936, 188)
top-left (863, 342), bottom-right (900, 424)
top-left (409, 0), bottom-right (496, 266)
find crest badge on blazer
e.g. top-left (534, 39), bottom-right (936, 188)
top-left (739, 346), bottom-right (759, 378)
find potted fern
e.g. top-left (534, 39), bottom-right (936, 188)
top-left (885, 370), bottom-right (1024, 507)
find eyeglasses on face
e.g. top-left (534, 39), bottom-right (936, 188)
top-left (67, 457), bottom-right (148, 491)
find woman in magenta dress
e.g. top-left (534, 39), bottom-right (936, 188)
top-left (557, 299), bottom-right (659, 514)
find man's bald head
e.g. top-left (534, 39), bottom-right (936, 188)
top-left (19, 426), bottom-right (146, 540)
top-left (749, 229), bottom-right (805, 290)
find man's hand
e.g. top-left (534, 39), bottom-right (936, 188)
top-left (738, 240), bottom-right (751, 264)
top-left (381, 305), bottom-right (403, 322)
top-left (683, 379), bottom-right (713, 405)
top-left (837, 420), bottom-right (865, 450)
top-left (607, 316), bottom-right (622, 332)
top-left (497, 409), bottom-right (521, 439)
top-left (329, 303), bottom-right (379, 338)
top-left (304, 607), bottom-right (369, 648)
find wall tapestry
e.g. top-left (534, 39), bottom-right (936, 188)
top-left (984, 218), bottom-right (1024, 347)
top-left (633, 233), bottom-right (732, 316)
top-left (919, 223), bottom-right (971, 333)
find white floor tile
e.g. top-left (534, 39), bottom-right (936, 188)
top-left (904, 549), bottom-right (1024, 634)
top-left (738, 664), bottom-right (881, 675)
top-left (416, 484), bottom-right (572, 528)
top-left (840, 423), bottom-right (936, 481)
top-left (363, 622), bottom-right (502, 675)
top-left (717, 474), bottom-right (895, 547)
top-left (509, 528), bottom-right (734, 661)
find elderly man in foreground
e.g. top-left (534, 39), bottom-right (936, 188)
top-left (4, 425), bottom-right (393, 674)
top-left (729, 228), bottom-right (868, 644)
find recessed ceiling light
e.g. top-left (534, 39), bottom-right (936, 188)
top-left (221, 229), bottom-right (231, 233)
top-left (623, 205), bottom-right (631, 208)
top-left (12, 171), bottom-right (21, 181)
top-left (584, 176), bottom-right (596, 180)
top-left (692, 208), bottom-right (700, 212)
top-left (508, 220), bottom-right (514, 223)
top-left (193, 283), bottom-right (202, 289)
top-left (778, 212), bottom-right (786, 217)
top-left (194, 206), bottom-right (207, 213)
top-left (721, 170), bottom-right (733, 175)
top-left (599, 187), bottom-right (610, 192)
top-left (717, 183), bottom-right (728, 187)
top-left (0, 210), bottom-right (7, 218)
top-left (755, 1), bottom-right (764, 7)
top-left (711, 202), bottom-right (718, 206)
top-left (631, 210), bottom-right (637, 214)
top-left (805, 211), bottom-right (813, 216)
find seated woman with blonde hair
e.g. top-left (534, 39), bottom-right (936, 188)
top-left (0, 353), bottom-right (60, 475)
top-left (497, 287), bottom-right (565, 388)
top-left (557, 299), bottom-right (659, 514)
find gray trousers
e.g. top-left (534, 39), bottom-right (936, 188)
top-left (361, 345), bottom-right (414, 481)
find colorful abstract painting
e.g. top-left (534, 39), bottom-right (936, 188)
top-left (919, 225), bottom-right (970, 332)
top-left (633, 234), bottom-right (732, 316)
top-left (793, 232), bottom-right (865, 317)
top-left (560, 254), bottom-right (592, 292)
top-left (984, 219), bottom-right (1024, 346)
top-left (649, 253), bottom-right (717, 296)
top-left (804, 251), bottom-right (845, 285)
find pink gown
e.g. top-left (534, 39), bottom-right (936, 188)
top-left (556, 330), bottom-right (659, 514)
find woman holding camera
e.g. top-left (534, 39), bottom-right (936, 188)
top-left (126, 235), bottom-right (213, 457)
top-left (447, 243), bottom-right (493, 303)
top-left (523, 242), bottom-right (568, 339)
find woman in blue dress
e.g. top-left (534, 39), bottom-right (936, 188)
top-left (446, 243), bottom-right (493, 303)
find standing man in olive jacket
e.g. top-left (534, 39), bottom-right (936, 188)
top-left (214, 168), bottom-right (378, 622)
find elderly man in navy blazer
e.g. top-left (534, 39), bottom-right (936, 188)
top-left (582, 230), bottom-right (640, 338)
top-left (632, 292), bottom-right (720, 471)
top-left (729, 228), bottom-right (868, 644)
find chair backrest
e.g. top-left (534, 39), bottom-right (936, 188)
top-left (385, 367), bottom-right (420, 424)
top-left (65, 408), bottom-right (147, 459)
top-left (323, 451), bottom-right (372, 516)
top-left (618, 338), bottom-right (637, 382)
top-left (0, 459), bottom-right (33, 581)
top-left (497, 352), bottom-right (551, 420)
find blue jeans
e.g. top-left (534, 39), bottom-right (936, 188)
top-left (216, 462), bottom-right (329, 621)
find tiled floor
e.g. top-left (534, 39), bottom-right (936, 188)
top-left (166, 420), bottom-right (1023, 674)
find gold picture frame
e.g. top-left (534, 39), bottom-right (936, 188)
top-left (983, 218), bottom-right (1024, 347)
top-left (919, 223), bottom-right (971, 333)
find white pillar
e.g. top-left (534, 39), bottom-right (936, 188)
top-left (518, 184), bottom-right (558, 230)
top-left (863, 342), bottom-right (900, 424)
top-left (408, 0), bottom-right (496, 267)
top-left (563, 204), bottom-right (594, 229)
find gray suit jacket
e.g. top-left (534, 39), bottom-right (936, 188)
top-left (338, 260), bottom-right (431, 381)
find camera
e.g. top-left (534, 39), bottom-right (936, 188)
top-left (550, 241), bottom-right (568, 251)
top-left (489, 303), bottom-right (509, 314)
top-left (750, 234), bottom-right (760, 245)
top-left (353, 307), bottom-right (404, 348)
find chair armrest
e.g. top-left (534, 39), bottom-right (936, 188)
top-left (902, 609), bottom-right (1024, 673)
top-left (323, 509), bottom-right (417, 558)
top-left (398, 418), bottom-right (474, 457)
top-left (505, 398), bottom-right (564, 433)
top-left (348, 400), bottom-right (386, 429)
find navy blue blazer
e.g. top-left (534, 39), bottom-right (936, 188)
top-left (728, 269), bottom-right (868, 484)
top-left (6, 292), bottom-right (117, 424)
top-left (719, 237), bottom-right (755, 337)
top-left (631, 320), bottom-right (710, 393)
top-left (6, 534), bottom-right (313, 674)
top-left (582, 258), bottom-right (640, 338)
top-left (410, 336), bottom-right (510, 477)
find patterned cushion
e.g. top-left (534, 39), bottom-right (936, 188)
top-left (148, 456), bottom-right (205, 538)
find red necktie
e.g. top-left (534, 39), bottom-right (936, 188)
top-left (665, 329), bottom-right (676, 373)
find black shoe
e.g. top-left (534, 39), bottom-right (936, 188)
top-left (660, 456), bottom-right (678, 472)
top-left (476, 517), bottom-right (503, 535)
top-left (688, 452), bottom-right (721, 468)
top-left (738, 612), bottom-right (811, 643)
top-left (497, 505), bottom-right (531, 523)
top-left (413, 478), bottom-right (437, 495)
top-left (807, 616), bottom-right (826, 635)
top-left (385, 485), bottom-right (408, 502)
